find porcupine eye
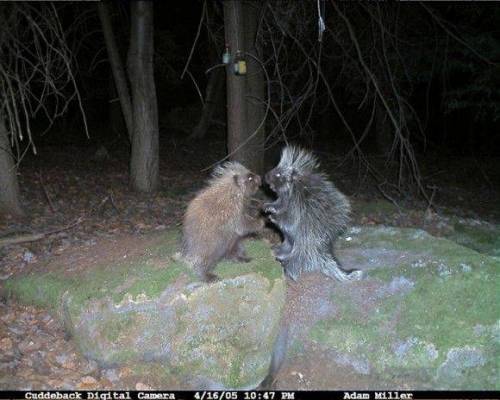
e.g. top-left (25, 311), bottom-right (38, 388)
top-left (245, 174), bottom-right (258, 193)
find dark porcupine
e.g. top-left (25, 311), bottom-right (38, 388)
top-left (181, 161), bottom-right (264, 282)
top-left (264, 145), bottom-right (363, 282)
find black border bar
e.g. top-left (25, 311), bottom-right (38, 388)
top-left (0, 390), bottom-right (498, 400)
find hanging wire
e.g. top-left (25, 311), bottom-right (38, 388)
top-left (317, 0), bottom-right (326, 42)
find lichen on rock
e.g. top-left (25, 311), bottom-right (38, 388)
top-left (310, 225), bottom-right (499, 389)
top-left (3, 230), bottom-right (285, 389)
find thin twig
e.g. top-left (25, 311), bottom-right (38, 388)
top-left (420, 3), bottom-right (496, 66)
top-left (181, 0), bottom-right (207, 80)
top-left (0, 216), bottom-right (84, 247)
top-left (38, 170), bottom-right (56, 214)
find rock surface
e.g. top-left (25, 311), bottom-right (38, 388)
top-left (3, 225), bottom-right (498, 390)
top-left (443, 217), bottom-right (500, 258)
top-left (305, 226), bottom-right (499, 389)
top-left (3, 231), bottom-right (286, 389)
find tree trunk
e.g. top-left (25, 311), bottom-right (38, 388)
top-left (97, 0), bottom-right (133, 142)
top-left (224, 0), bottom-right (250, 167)
top-left (127, 1), bottom-right (159, 193)
top-left (223, 0), bottom-right (266, 173)
top-left (108, 77), bottom-right (126, 138)
top-left (190, 68), bottom-right (224, 140)
top-left (242, 0), bottom-right (265, 175)
top-left (0, 117), bottom-right (24, 217)
top-left (97, 1), bottom-right (133, 142)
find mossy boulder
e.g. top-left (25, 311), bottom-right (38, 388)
top-left (3, 230), bottom-right (285, 389)
top-left (354, 198), bottom-right (500, 258)
top-left (443, 218), bottom-right (500, 258)
top-left (310, 226), bottom-right (499, 389)
top-left (353, 199), bottom-right (401, 217)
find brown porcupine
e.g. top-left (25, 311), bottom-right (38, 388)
top-left (181, 161), bottom-right (264, 282)
top-left (264, 145), bottom-right (363, 282)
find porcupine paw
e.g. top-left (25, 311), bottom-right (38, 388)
top-left (229, 247), bottom-right (252, 263)
top-left (202, 272), bottom-right (220, 283)
top-left (326, 266), bottom-right (364, 282)
top-left (263, 203), bottom-right (277, 214)
top-left (344, 269), bottom-right (363, 281)
top-left (236, 255), bottom-right (252, 263)
top-left (273, 248), bottom-right (291, 262)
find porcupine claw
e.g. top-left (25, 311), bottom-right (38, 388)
top-left (263, 203), bottom-right (277, 215)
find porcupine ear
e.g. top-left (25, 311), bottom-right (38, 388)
top-left (211, 162), bottom-right (226, 178)
top-left (212, 160), bottom-right (239, 178)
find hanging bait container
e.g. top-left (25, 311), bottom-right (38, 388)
top-left (222, 45), bottom-right (231, 65)
top-left (233, 51), bottom-right (247, 76)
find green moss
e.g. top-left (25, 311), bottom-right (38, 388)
top-left (353, 226), bottom-right (498, 284)
top-left (4, 230), bottom-right (194, 311)
top-left (288, 339), bottom-right (305, 356)
top-left (392, 264), bottom-right (498, 353)
top-left (101, 313), bottom-right (135, 343)
top-left (449, 222), bottom-right (500, 257)
top-left (214, 239), bottom-right (282, 283)
top-left (312, 236), bottom-right (499, 387)
top-left (368, 267), bottom-right (404, 282)
top-left (353, 199), bottom-right (401, 216)
top-left (130, 361), bottom-right (178, 387)
top-left (226, 353), bottom-right (244, 388)
top-left (3, 271), bottom-right (75, 311)
top-left (2, 229), bottom-right (283, 390)
top-left (110, 348), bottom-right (141, 364)
top-left (151, 230), bottom-right (182, 258)
top-left (4, 230), bottom-right (281, 317)
top-left (313, 226), bottom-right (499, 387)
top-left (116, 260), bottom-right (192, 300)
top-left (312, 318), bottom-right (374, 354)
top-left (251, 364), bottom-right (269, 387)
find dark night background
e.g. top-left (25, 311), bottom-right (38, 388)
top-left (0, 0), bottom-right (499, 391)
top-left (25, 2), bottom-right (500, 154)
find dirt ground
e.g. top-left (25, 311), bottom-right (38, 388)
top-left (1, 141), bottom-right (499, 389)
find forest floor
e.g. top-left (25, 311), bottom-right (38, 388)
top-left (1, 140), bottom-right (499, 390)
